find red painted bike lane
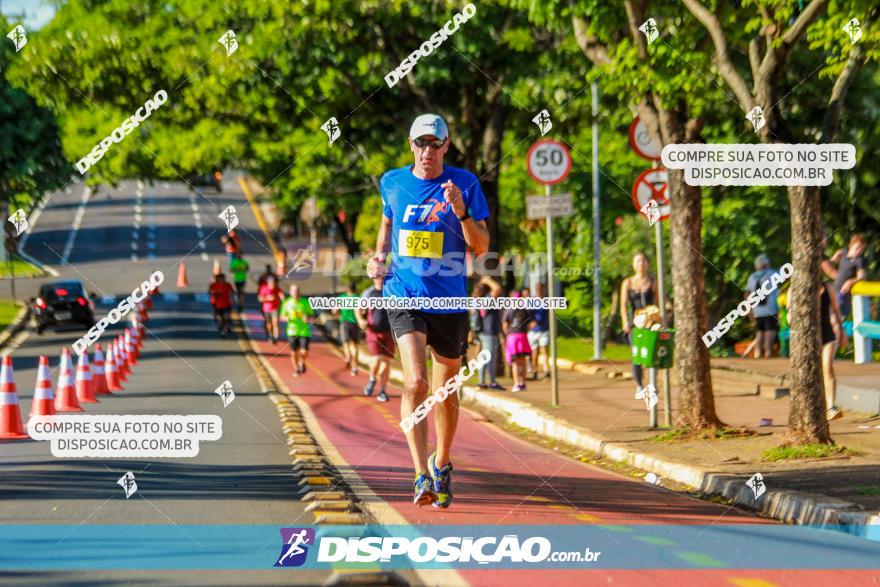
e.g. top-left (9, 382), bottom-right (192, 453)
top-left (245, 317), bottom-right (878, 586)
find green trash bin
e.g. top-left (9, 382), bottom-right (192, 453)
top-left (631, 327), bottom-right (676, 368)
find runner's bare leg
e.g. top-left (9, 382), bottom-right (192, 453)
top-left (398, 332), bottom-right (430, 475)
top-left (431, 350), bottom-right (461, 468)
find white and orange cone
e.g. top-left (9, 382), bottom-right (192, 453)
top-left (104, 345), bottom-right (123, 392)
top-left (115, 338), bottom-right (129, 381)
top-left (0, 356), bottom-right (28, 439)
top-left (75, 352), bottom-right (99, 404)
top-left (92, 344), bottom-right (110, 395)
top-left (124, 329), bottom-right (137, 366)
top-left (54, 349), bottom-right (83, 413)
top-left (29, 355), bottom-right (55, 417)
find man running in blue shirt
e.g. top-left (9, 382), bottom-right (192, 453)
top-left (367, 114), bottom-right (490, 508)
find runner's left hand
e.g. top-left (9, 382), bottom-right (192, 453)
top-left (442, 180), bottom-right (466, 217)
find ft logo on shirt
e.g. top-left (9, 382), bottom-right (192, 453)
top-left (402, 199), bottom-right (448, 224)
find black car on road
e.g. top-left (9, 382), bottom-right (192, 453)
top-left (32, 280), bottom-right (96, 334)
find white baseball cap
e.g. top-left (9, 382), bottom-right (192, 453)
top-left (409, 114), bottom-right (448, 141)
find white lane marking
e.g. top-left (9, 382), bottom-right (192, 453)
top-left (191, 203), bottom-right (198, 212)
top-left (61, 186), bottom-right (92, 264)
top-left (135, 213), bottom-right (142, 222)
top-left (198, 241), bottom-right (206, 250)
top-left (163, 293), bottom-right (179, 302)
top-left (200, 252), bottom-right (210, 262)
top-left (195, 293), bottom-right (210, 303)
top-left (17, 189), bottom-right (60, 276)
top-left (131, 230), bottom-right (139, 239)
top-left (147, 253), bottom-right (156, 260)
top-left (130, 242), bottom-right (137, 250)
top-left (196, 230), bottom-right (204, 239)
top-left (135, 204), bottom-right (143, 213)
top-left (137, 179), bottom-right (144, 190)
top-left (131, 254), bottom-right (138, 262)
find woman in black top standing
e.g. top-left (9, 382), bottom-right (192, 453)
top-left (789, 282), bottom-right (848, 422)
top-left (620, 252), bottom-right (660, 398)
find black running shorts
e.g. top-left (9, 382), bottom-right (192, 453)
top-left (388, 310), bottom-right (469, 359)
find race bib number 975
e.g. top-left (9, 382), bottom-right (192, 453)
top-left (399, 230), bottom-right (443, 258)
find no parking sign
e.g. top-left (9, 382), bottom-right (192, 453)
top-left (631, 168), bottom-right (669, 221)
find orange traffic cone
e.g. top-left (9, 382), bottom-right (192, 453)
top-left (29, 355), bottom-right (55, 418)
top-left (54, 349), bottom-right (83, 412)
top-left (213, 258), bottom-right (221, 276)
top-left (104, 345), bottom-right (123, 392)
top-left (75, 352), bottom-right (99, 404)
top-left (177, 262), bottom-right (188, 287)
top-left (112, 340), bottom-right (124, 382)
top-left (92, 344), bottom-right (111, 395)
top-left (124, 329), bottom-right (137, 367)
top-left (0, 356), bottom-right (28, 439)
top-left (116, 338), bottom-right (129, 380)
top-left (132, 316), bottom-right (143, 351)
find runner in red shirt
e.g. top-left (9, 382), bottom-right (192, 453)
top-left (221, 228), bottom-right (241, 258)
top-left (208, 273), bottom-right (235, 336)
top-left (258, 275), bottom-right (284, 344)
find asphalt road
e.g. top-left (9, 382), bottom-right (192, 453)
top-left (0, 178), bottom-right (330, 586)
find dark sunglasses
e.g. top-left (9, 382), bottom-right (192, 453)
top-left (413, 137), bottom-right (446, 149)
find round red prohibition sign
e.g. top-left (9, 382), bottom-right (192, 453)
top-left (631, 168), bottom-right (670, 221)
top-left (526, 139), bottom-right (572, 185)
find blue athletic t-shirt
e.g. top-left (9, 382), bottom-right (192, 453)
top-left (380, 164), bottom-right (490, 314)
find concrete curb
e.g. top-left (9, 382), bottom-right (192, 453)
top-left (457, 383), bottom-right (880, 538)
top-left (0, 305), bottom-right (30, 351)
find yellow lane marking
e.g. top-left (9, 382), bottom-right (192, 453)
top-left (238, 175), bottom-right (279, 257)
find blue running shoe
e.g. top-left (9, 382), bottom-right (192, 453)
top-left (413, 473), bottom-right (436, 507)
top-left (427, 452), bottom-right (453, 509)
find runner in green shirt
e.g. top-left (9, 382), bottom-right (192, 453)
top-left (336, 283), bottom-right (362, 376)
top-left (280, 284), bottom-right (314, 376)
top-left (229, 253), bottom-right (249, 311)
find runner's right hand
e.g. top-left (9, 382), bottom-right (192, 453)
top-left (367, 253), bottom-right (387, 280)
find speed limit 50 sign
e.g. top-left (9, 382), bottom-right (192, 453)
top-left (527, 139), bottom-right (572, 185)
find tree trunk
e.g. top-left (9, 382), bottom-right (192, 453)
top-left (667, 168), bottom-right (724, 429)
top-left (785, 184), bottom-right (832, 444)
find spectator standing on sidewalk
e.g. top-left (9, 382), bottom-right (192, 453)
top-left (744, 254), bottom-right (780, 358)
top-left (503, 291), bottom-right (533, 392)
top-left (620, 252), bottom-right (659, 398)
top-left (528, 282), bottom-right (550, 380)
top-left (822, 233), bottom-right (867, 319)
top-left (788, 281), bottom-right (848, 421)
top-left (471, 276), bottom-right (504, 390)
top-left (358, 277), bottom-right (393, 402)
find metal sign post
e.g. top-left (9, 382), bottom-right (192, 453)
top-left (527, 139), bottom-right (572, 408)
top-left (631, 163), bottom-right (670, 429)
